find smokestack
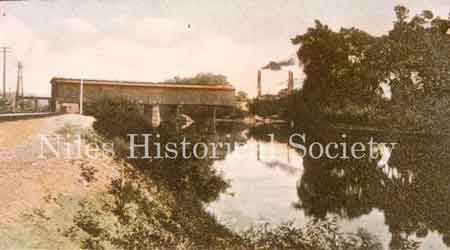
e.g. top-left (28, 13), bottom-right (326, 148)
top-left (257, 70), bottom-right (262, 98)
top-left (288, 71), bottom-right (294, 94)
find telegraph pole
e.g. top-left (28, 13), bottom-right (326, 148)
top-left (79, 78), bottom-right (84, 114)
top-left (15, 61), bottom-right (23, 111)
top-left (2, 47), bottom-right (7, 98)
top-left (1, 46), bottom-right (11, 98)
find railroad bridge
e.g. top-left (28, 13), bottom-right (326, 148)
top-left (50, 77), bottom-right (236, 126)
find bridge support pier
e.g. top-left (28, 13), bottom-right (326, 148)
top-left (152, 105), bottom-right (161, 128)
top-left (176, 105), bottom-right (183, 121)
top-left (212, 107), bottom-right (217, 132)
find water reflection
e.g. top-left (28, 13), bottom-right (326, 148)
top-left (297, 128), bottom-right (450, 249)
top-left (207, 124), bottom-right (450, 249)
top-left (207, 139), bottom-right (304, 229)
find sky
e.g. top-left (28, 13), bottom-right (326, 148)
top-left (0, 0), bottom-right (450, 97)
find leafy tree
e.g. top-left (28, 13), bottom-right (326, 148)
top-left (235, 90), bottom-right (248, 102)
top-left (167, 73), bottom-right (229, 85)
top-left (291, 21), bottom-right (378, 116)
top-left (290, 6), bottom-right (450, 132)
top-left (0, 97), bottom-right (9, 113)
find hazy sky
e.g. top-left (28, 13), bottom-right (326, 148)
top-left (0, 0), bottom-right (449, 96)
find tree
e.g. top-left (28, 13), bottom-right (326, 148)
top-left (235, 91), bottom-right (248, 102)
top-left (0, 97), bottom-right (10, 113)
top-left (290, 6), bottom-right (450, 132)
top-left (291, 20), bottom-right (378, 120)
top-left (167, 73), bottom-right (229, 85)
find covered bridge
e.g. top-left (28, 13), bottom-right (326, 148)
top-left (50, 77), bottom-right (236, 112)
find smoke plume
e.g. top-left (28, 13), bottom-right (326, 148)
top-left (261, 58), bottom-right (295, 71)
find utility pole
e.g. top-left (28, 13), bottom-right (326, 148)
top-left (2, 47), bottom-right (6, 98)
top-left (257, 70), bottom-right (262, 98)
top-left (15, 61), bottom-right (23, 111)
top-left (20, 65), bottom-right (23, 97)
top-left (79, 78), bottom-right (84, 114)
top-left (1, 46), bottom-right (11, 99)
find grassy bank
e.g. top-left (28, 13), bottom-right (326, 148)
top-left (65, 97), bottom-right (418, 250)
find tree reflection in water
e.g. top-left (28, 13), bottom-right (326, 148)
top-left (76, 98), bottom-right (395, 249)
top-left (289, 127), bottom-right (450, 249)
top-left (75, 98), bottom-right (450, 249)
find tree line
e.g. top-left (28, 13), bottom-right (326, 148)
top-left (254, 6), bottom-right (450, 134)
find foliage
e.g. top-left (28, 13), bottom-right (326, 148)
top-left (84, 97), bottom-right (150, 138)
top-left (65, 181), bottom-right (192, 250)
top-left (287, 6), bottom-right (450, 133)
top-left (67, 182), bottom-right (389, 250)
top-left (66, 176), bottom-right (389, 250)
top-left (242, 218), bottom-right (384, 250)
top-left (167, 73), bottom-right (229, 85)
top-left (85, 97), bottom-right (230, 203)
top-left (249, 88), bottom-right (291, 118)
top-left (67, 97), bottom-right (392, 250)
top-left (235, 91), bottom-right (248, 102)
top-left (291, 20), bottom-right (378, 113)
top-left (0, 97), bottom-right (9, 113)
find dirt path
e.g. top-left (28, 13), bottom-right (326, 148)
top-left (0, 114), bottom-right (120, 249)
top-left (0, 118), bottom-right (47, 148)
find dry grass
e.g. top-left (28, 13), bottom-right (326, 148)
top-left (0, 118), bottom-right (47, 148)
top-left (0, 115), bottom-right (120, 249)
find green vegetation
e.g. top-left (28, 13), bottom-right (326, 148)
top-left (235, 91), bottom-right (248, 102)
top-left (66, 97), bottom-right (409, 250)
top-left (253, 6), bottom-right (450, 134)
top-left (167, 73), bottom-right (229, 85)
top-left (249, 90), bottom-right (290, 118)
top-left (0, 97), bottom-right (9, 113)
top-left (241, 219), bottom-right (385, 250)
top-left (79, 97), bottom-right (237, 249)
top-left (0, 95), bottom-right (50, 113)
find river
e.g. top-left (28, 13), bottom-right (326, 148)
top-left (203, 123), bottom-right (450, 250)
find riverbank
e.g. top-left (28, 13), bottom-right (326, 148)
top-left (0, 115), bottom-right (120, 249)
top-left (0, 111), bottom-right (430, 249)
top-left (65, 98), bottom-right (393, 250)
top-left (216, 115), bottom-right (288, 125)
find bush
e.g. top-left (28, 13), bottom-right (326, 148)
top-left (84, 97), bottom-right (150, 138)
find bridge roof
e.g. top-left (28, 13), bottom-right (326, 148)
top-left (50, 77), bottom-right (235, 91)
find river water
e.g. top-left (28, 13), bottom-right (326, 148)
top-left (203, 124), bottom-right (450, 250)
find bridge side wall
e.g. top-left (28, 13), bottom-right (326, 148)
top-left (52, 82), bottom-right (235, 107)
